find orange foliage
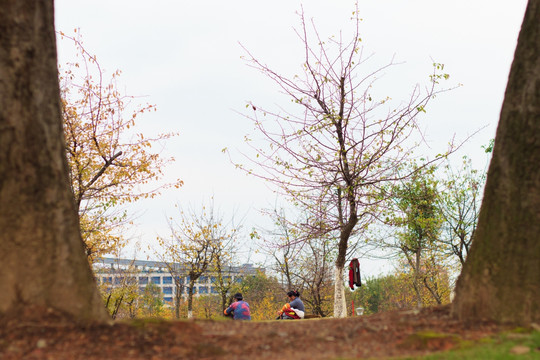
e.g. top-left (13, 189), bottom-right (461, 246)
top-left (58, 30), bottom-right (183, 260)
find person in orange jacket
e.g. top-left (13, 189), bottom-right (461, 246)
top-left (277, 290), bottom-right (305, 319)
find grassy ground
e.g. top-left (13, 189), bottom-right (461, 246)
top-left (401, 329), bottom-right (540, 360)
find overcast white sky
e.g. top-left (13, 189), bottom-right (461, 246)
top-left (54, 0), bottom-right (528, 276)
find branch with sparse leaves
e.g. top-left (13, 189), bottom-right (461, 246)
top-left (58, 30), bottom-right (183, 260)
top-left (226, 5), bottom-right (461, 317)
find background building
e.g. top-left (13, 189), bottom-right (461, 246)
top-left (93, 257), bottom-right (263, 303)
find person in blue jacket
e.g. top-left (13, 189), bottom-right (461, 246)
top-left (224, 293), bottom-right (251, 320)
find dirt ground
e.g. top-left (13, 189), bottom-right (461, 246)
top-left (0, 305), bottom-right (512, 359)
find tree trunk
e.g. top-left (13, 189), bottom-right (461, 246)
top-left (413, 248), bottom-right (423, 308)
top-left (452, 0), bottom-right (540, 325)
top-left (333, 214), bottom-right (357, 318)
top-left (187, 283), bottom-right (195, 318)
top-left (174, 281), bottom-right (182, 319)
top-left (333, 265), bottom-right (347, 318)
top-left (0, 0), bottom-right (108, 321)
top-left (423, 277), bottom-right (442, 305)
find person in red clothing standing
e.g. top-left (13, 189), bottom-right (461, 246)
top-left (224, 293), bottom-right (251, 320)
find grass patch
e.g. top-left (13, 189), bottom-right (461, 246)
top-left (400, 330), bottom-right (540, 359)
top-left (399, 330), bottom-right (460, 352)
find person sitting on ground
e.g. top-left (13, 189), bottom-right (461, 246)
top-left (224, 293), bottom-right (251, 320)
top-left (277, 290), bottom-right (305, 319)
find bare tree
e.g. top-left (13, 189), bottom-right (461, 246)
top-left (150, 254), bottom-right (185, 319)
top-left (159, 209), bottom-right (215, 318)
top-left (158, 199), bottom-right (241, 318)
top-left (95, 259), bottom-right (140, 319)
top-left (231, 6), bottom-right (455, 317)
top-left (211, 233), bottom-right (242, 312)
top-left (260, 208), bottom-right (304, 292)
top-left (260, 208), bottom-right (335, 316)
top-left (437, 157), bottom-right (483, 267)
top-left (295, 235), bottom-right (335, 317)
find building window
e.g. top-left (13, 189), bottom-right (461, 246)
top-left (235, 277), bottom-right (242, 284)
top-left (103, 277), bottom-right (112, 284)
top-left (151, 276), bottom-right (161, 284)
top-left (163, 287), bottom-right (173, 295)
top-left (164, 297), bottom-right (173, 303)
top-left (139, 277), bottom-right (148, 285)
top-left (199, 276), bottom-right (208, 283)
top-left (211, 286), bottom-right (218, 294)
top-left (163, 276), bottom-right (173, 284)
top-left (199, 287), bottom-right (209, 294)
top-left (114, 277), bottom-right (124, 285)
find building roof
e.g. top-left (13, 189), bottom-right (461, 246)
top-left (93, 257), bottom-right (261, 275)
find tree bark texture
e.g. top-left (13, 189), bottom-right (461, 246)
top-left (333, 265), bottom-right (347, 318)
top-left (187, 284), bottom-right (195, 318)
top-left (452, 0), bottom-right (540, 324)
top-left (0, 0), bottom-right (108, 321)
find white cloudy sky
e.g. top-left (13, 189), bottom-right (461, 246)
top-left (54, 0), bottom-right (528, 275)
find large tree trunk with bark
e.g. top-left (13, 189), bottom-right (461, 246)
top-left (0, 0), bottom-right (108, 321)
top-left (452, 0), bottom-right (540, 325)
